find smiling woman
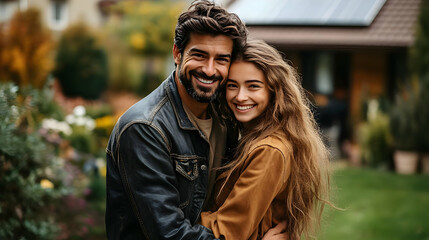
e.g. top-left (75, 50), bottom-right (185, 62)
top-left (226, 61), bottom-right (270, 127)
top-left (200, 40), bottom-right (332, 240)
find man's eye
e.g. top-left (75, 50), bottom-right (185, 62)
top-left (218, 58), bottom-right (230, 63)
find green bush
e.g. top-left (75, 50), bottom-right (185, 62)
top-left (359, 112), bottom-right (392, 168)
top-left (416, 78), bottom-right (429, 152)
top-left (67, 126), bottom-right (96, 155)
top-left (0, 83), bottom-right (68, 239)
top-left (410, 1), bottom-right (429, 153)
top-left (389, 85), bottom-right (419, 151)
top-left (54, 24), bottom-right (108, 100)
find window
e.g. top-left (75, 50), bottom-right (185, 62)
top-left (315, 52), bottom-right (334, 95)
top-left (48, 0), bottom-right (68, 31)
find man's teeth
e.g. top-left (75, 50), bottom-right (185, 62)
top-left (237, 105), bottom-right (254, 110)
top-left (197, 77), bottom-right (214, 84)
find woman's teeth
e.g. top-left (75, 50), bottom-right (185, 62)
top-left (236, 105), bottom-right (254, 110)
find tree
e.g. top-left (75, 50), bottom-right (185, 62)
top-left (0, 8), bottom-right (53, 88)
top-left (54, 24), bottom-right (108, 100)
top-left (410, 0), bottom-right (429, 78)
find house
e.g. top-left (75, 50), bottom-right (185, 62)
top-left (226, 0), bottom-right (421, 156)
top-left (0, 0), bottom-right (106, 32)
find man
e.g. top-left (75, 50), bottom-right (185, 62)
top-left (106, 1), bottom-right (285, 239)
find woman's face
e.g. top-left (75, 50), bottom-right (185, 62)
top-left (226, 61), bottom-right (270, 126)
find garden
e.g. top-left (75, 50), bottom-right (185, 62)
top-left (0, 1), bottom-right (428, 239)
top-left (0, 1), bottom-right (182, 239)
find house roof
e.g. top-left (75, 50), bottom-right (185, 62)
top-left (228, 0), bottom-right (386, 26)
top-left (229, 0), bottom-right (421, 48)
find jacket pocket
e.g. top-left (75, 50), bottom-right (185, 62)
top-left (171, 154), bottom-right (205, 210)
top-left (173, 154), bottom-right (203, 181)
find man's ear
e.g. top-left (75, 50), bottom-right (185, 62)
top-left (173, 44), bottom-right (181, 65)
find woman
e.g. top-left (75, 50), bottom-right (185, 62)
top-left (200, 40), bottom-right (331, 240)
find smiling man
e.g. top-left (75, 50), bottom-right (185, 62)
top-left (174, 33), bottom-right (233, 118)
top-left (105, 1), bottom-right (247, 239)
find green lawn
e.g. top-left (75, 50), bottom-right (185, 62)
top-left (319, 167), bottom-right (429, 240)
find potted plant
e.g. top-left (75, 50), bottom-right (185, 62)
top-left (389, 86), bottom-right (419, 174)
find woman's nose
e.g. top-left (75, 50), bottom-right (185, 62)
top-left (235, 88), bottom-right (248, 102)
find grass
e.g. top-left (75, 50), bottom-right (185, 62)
top-left (319, 166), bottom-right (429, 240)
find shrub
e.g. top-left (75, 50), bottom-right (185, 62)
top-left (0, 83), bottom-right (68, 239)
top-left (389, 84), bottom-right (419, 151)
top-left (415, 78), bottom-right (429, 152)
top-left (410, 1), bottom-right (429, 153)
top-left (359, 112), bottom-right (392, 168)
top-left (54, 24), bottom-right (108, 100)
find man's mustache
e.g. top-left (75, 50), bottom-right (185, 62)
top-left (190, 70), bottom-right (222, 82)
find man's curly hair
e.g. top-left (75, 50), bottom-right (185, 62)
top-left (174, 0), bottom-right (247, 60)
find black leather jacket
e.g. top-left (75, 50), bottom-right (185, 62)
top-left (105, 72), bottom-right (226, 239)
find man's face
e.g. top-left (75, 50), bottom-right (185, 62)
top-left (173, 33), bottom-right (233, 103)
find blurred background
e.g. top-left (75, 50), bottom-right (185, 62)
top-left (0, 0), bottom-right (427, 239)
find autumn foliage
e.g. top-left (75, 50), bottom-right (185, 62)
top-left (0, 8), bottom-right (53, 88)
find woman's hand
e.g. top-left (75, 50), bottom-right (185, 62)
top-left (262, 221), bottom-right (288, 240)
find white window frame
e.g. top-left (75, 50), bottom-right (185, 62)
top-left (47, 0), bottom-right (69, 31)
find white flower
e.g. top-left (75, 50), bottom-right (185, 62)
top-left (65, 114), bottom-right (76, 125)
top-left (42, 118), bottom-right (72, 135)
top-left (85, 118), bottom-right (95, 131)
top-left (73, 105), bottom-right (86, 117)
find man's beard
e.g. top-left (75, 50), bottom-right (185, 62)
top-left (178, 64), bottom-right (222, 103)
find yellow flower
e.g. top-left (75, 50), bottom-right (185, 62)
top-left (40, 179), bottom-right (54, 189)
top-left (130, 33), bottom-right (146, 50)
top-left (99, 166), bottom-right (107, 177)
top-left (95, 115), bottom-right (115, 129)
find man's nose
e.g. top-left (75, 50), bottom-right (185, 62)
top-left (202, 59), bottom-right (216, 77)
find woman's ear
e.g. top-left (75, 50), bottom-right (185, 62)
top-left (173, 44), bottom-right (181, 65)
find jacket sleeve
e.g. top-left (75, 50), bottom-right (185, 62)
top-left (115, 123), bottom-right (216, 239)
top-left (200, 145), bottom-right (289, 240)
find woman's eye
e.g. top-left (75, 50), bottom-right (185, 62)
top-left (226, 84), bottom-right (237, 88)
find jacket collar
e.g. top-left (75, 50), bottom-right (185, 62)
top-left (167, 71), bottom-right (198, 130)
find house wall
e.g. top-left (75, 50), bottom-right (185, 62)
top-left (1, 0), bottom-right (104, 32)
top-left (30, 0), bottom-right (103, 31)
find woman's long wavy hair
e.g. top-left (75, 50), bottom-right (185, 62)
top-left (218, 40), bottom-right (331, 239)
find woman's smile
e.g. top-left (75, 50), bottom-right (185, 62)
top-left (226, 61), bottom-right (270, 127)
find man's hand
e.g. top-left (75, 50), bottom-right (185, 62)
top-left (262, 221), bottom-right (288, 240)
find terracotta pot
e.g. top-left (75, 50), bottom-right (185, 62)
top-left (421, 153), bottom-right (429, 174)
top-left (393, 150), bottom-right (419, 174)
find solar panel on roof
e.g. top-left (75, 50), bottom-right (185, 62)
top-left (228, 0), bottom-right (386, 26)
